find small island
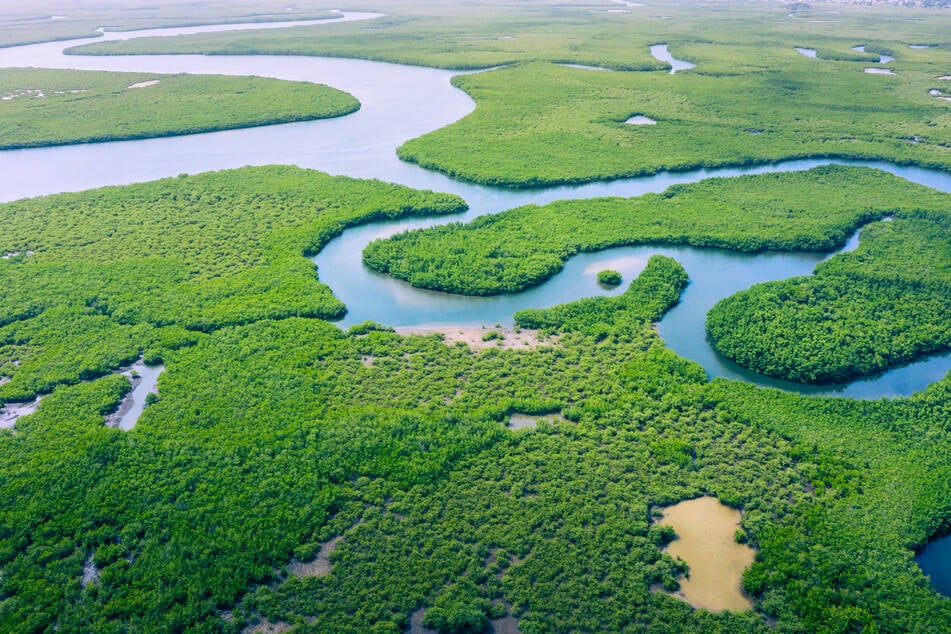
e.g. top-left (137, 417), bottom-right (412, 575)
top-left (597, 269), bottom-right (623, 286)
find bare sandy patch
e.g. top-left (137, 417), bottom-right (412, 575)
top-left (287, 536), bottom-right (341, 578)
top-left (82, 553), bottom-right (100, 588)
top-left (508, 413), bottom-right (563, 430)
top-left (656, 496), bottom-right (755, 612)
top-left (395, 326), bottom-right (558, 352)
top-left (625, 115), bottom-right (656, 125)
top-left (242, 619), bottom-right (292, 634)
top-left (127, 80), bottom-right (160, 89)
top-left (864, 68), bottom-right (894, 75)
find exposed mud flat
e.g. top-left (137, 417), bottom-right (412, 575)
top-left (0, 397), bottom-right (41, 429)
top-left (126, 80), bottom-right (160, 89)
top-left (104, 360), bottom-right (164, 431)
top-left (656, 496), bottom-right (755, 612)
top-left (395, 326), bottom-right (558, 352)
top-left (242, 619), bottom-right (292, 634)
top-left (1, 250), bottom-right (34, 258)
top-left (286, 536), bottom-right (341, 578)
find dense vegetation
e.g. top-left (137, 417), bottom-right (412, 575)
top-left (0, 0), bottom-right (339, 48)
top-left (1, 2), bottom-right (950, 633)
top-left (707, 213), bottom-right (951, 383)
top-left (0, 166), bottom-right (464, 403)
top-left (70, 0), bottom-right (951, 187)
top-left (363, 166), bottom-right (949, 293)
top-left (0, 68), bottom-right (359, 149)
top-left (597, 269), bottom-right (622, 286)
top-left (3, 223), bottom-right (949, 630)
top-left (395, 59), bottom-right (951, 187)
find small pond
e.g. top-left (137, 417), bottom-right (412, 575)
top-left (656, 496), bottom-right (755, 612)
top-left (917, 534), bottom-right (951, 597)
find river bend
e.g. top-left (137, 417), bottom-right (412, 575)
top-left (0, 14), bottom-right (947, 398)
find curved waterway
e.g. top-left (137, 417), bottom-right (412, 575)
top-left (0, 16), bottom-right (948, 398)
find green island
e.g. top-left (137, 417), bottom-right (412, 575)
top-left (363, 165), bottom-right (951, 383)
top-left (0, 0), bottom-right (341, 49)
top-left (0, 0), bottom-right (950, 632)
top-left (707, 214), bottom-right (951, 383)
top-left (597, 269), bottom-right (622, 286)
top-left (69, 0), bottom-right (951, 187)
top-left (0, 68), bottom-right (359, 149)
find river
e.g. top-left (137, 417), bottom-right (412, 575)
top-left (0, 13), bottom-right (947, 400)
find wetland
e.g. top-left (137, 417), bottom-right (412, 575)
top-left (0, 3), bottom-right (949, 633)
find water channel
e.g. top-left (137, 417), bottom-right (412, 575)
top-left (0, 12), bottom-right (947, 402)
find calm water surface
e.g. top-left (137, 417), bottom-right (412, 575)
top-left (917, 535), bottom-right (951, 597)
top-left (0, 17), bottom-right (947, 399)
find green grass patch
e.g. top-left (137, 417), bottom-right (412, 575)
top-left (0, 68), bottom-right (359, 149)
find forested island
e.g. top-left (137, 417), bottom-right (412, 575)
top-left (0, 1), bottom-right (949, 633)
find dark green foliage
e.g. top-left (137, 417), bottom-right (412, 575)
top-left (597, 269), bottom-right (622, 286)
top-left (0, 68), bottom-right (359, 149)
top-left (708, 214), bottom-right (951, 382)
top-left (0, 166), bottom-right (465, 403)
top-left (364, 166), bottom-right (948, 295)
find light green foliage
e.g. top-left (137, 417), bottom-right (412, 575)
top-left (64, 3), bottom-right (951, 187)
top-left (397, 58), bottom-right (951, 186)
top-left (364, 166), bottom-right (949, 294)
top-left (515, 256), bottom-right (690, 334)
top-left (0, 166), bottom-right (465, 403)
top-left (708, 214), bottom-right (951, 382)
top-left (68, 1), bottom-right (670, 70)
top-left (0, 68), bottom-right (359, 149)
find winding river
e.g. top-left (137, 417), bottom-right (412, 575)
top-left (0, 13), bottom-right (948, 401)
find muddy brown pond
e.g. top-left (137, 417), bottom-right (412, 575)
top-left (657, 496), bottom-right (755, 612)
